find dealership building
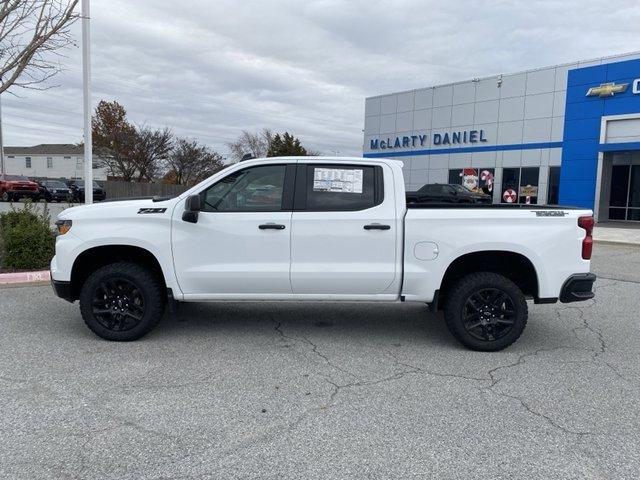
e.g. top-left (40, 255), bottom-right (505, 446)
top-left (363, 51), bottom-right (640, 222)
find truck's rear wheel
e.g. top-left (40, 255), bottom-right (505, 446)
top-left (443, 272), bottom-right (527, 351)
top-left (79, 262), bottom-right (165, 341)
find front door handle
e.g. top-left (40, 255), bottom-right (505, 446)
top-left (259, 223), bottom-right (286, 230)
top-left (364, 223), bottom-right (391, 230)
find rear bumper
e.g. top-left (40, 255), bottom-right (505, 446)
top-left (560, 273), bottom-right (596, 303)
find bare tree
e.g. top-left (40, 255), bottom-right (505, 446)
top-left (130, 126), bottom-right (173, 182)
top-left (227, 128), bottom-right (273, 162)
top-left (0, 0), bottom-right (80, 94)
top-left (166, 138), bottom-right (225, 185)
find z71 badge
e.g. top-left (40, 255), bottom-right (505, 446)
top-left (534, 210), bottom-right (567, 217)
top-left (138, 208), bottom-right (167, 214)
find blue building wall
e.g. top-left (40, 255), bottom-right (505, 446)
top-left (560, 58), bottom-right (640, 208)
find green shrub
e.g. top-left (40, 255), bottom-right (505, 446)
top-left (0, 202), bottom-right (55, 270)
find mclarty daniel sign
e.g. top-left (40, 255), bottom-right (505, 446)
top-left (370, 129), bottom-right (488, 150)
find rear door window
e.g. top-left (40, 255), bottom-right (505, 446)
top-left (297, 165), bottom-right (381, 211)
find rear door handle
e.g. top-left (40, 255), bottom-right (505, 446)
top-left (259, 223), bottom-right (286, 230)
top-left (364, 223), bottom-right (391, 230)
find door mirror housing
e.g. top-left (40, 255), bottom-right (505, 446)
top-left (182, 194), bottom-right (202, 223)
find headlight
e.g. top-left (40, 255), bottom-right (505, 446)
top-left (55, 219), bottom-right (72, 235)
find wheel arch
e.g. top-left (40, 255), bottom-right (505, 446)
top-left (436, 250), bottom-right (539, 308)
top-left (69, 244), bottom-right (167, 301)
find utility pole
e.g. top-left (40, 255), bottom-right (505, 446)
top-left (82, 0), bottom-right (93, 204)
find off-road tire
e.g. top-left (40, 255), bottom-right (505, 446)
top-left (444, 272), bottom-right (528, 351)
top-left (79, 262), bottom-right (165, 341)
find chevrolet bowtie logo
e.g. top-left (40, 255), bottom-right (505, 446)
top-left (586, 82), bottom-right (629, 97)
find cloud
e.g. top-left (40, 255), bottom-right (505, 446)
top-left (3, 0), bottom-right (640, 157)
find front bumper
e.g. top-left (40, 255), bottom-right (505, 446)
top-left (51, 277), bottom-right (74, 303)
top-left (560, 273), bottom-right (596, 303)
top-left (10, 190), bottom-right (39, 197)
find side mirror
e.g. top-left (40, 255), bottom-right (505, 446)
top-left (182, 194), bottom-right (202, 223)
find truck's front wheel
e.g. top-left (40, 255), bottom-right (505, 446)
top-left (444, 272), bottom-right (528, 351)
top-left (79, 262), bottom-right (165, 341)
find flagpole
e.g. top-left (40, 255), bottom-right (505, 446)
top-left (82, 0), bottom-right (93, 203)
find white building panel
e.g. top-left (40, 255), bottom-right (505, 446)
top-left (523, 118), bottom-right (553, 143)
top-left (413, 109), bottom-right (432, 130)
top-left (474, 100), bottom-right (499, 125)
top-left (432, 106), bottom-right (452, 128)
top-left (451, 103), bottom-right (475, 126)
top-left (396, 91), bottom-right (415, 113)
top-left (414, 88), bottom-right (433, 110)
top-left (365, 97), bottom-right (381, 117)
top-left (380, 95), bottom-right (397, 115)
top-left (452, 82), bottom-right (476, 105)
top-left (499, 73), bottom-right (526, 98)
top-left (525, 68), bottom-right (556, 95)
top-left (433, 85), bottom-right (453, 107)
top-left (524, 92), bottom-right (554, 119)
top-left (499, 96), bottom-right (525, 122)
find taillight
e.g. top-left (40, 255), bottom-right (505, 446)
top-left (578, 216), bottom-right (594, 260)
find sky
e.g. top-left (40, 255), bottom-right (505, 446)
top-left (2, 0), bottom-right (640, 158)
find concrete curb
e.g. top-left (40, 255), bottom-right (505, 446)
top-left (0, 270), bottom-right (50, 285)
top-left (594, 239), bottom-right (640, 248)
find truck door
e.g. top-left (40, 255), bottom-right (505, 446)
top-left (172, 163), bottom-right (295, 297)
top-left (290, 163), bottom-right (397, 295)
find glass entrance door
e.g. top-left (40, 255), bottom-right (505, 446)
top-left (609, 165), bottom-right (640, 221)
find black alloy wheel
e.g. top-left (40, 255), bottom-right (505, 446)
top-left (91, 278), bottom-right (146, 332)
top-left (461, 288), bottom-right (516, 342)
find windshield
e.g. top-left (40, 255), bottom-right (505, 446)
top-left (45, 181), bottom-right (67, 188)
top-left (451, 184), bottom-right (469, 192)
top-left (5, 175), bottom-right (29, 181)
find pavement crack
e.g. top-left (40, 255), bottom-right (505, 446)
top-left (270, 316), bottom-right (358, 381)
top-left (485, 388), bottom-right (598, 438)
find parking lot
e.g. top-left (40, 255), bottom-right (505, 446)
top-left (1, 243), bottom-right (638, 479)
top-left (0, 201), bottom-right (74, 228)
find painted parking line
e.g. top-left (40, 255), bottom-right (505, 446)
top-left (0, 270), bottom-right (51, 285)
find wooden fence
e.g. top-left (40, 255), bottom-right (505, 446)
top-left (99, 181), bottom-right (189, 200)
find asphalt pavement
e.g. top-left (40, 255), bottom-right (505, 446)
top-left (0, 243), bottom-right (639, 479)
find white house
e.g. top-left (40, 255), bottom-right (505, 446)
top-left (3, 144), bottom-right (108, 181)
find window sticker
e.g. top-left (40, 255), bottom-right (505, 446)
top-left (313, 168), bottom-right (363, 193)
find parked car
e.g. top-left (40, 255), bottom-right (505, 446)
top-left (407, 183), bottom-right (492, 204)
top-left (38, 180), bottom-right (73, 203)
top-left (67, 180), bottom-right (106, 202)
top-left (51, 157), bottom-right (595, 352)
top-left (0, 174), bottom-right (40, 202)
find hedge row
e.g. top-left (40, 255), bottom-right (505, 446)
top-left (0, 202), bottom-right (55, 270)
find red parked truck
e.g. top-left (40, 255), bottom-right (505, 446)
top-left (0, 174), bottom-right (40, 202)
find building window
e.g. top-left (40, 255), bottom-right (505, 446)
top-left (25, 157), bottom-right (31, 168)
top-left (448, 167), bottom-right (495, 195)
top-left (47, 157), bottom-right (53, 168)
top-left (547, 167), bottom-right (561, 205)
top-left (501, 167), bottom-right (540, 204)
top-left (64, 156), bottom-right (71, 160)
top-left (519, 167), bottom-right (540, 204)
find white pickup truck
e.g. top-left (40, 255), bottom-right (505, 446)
top-left (51, 157), bottom-right (596, 351)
